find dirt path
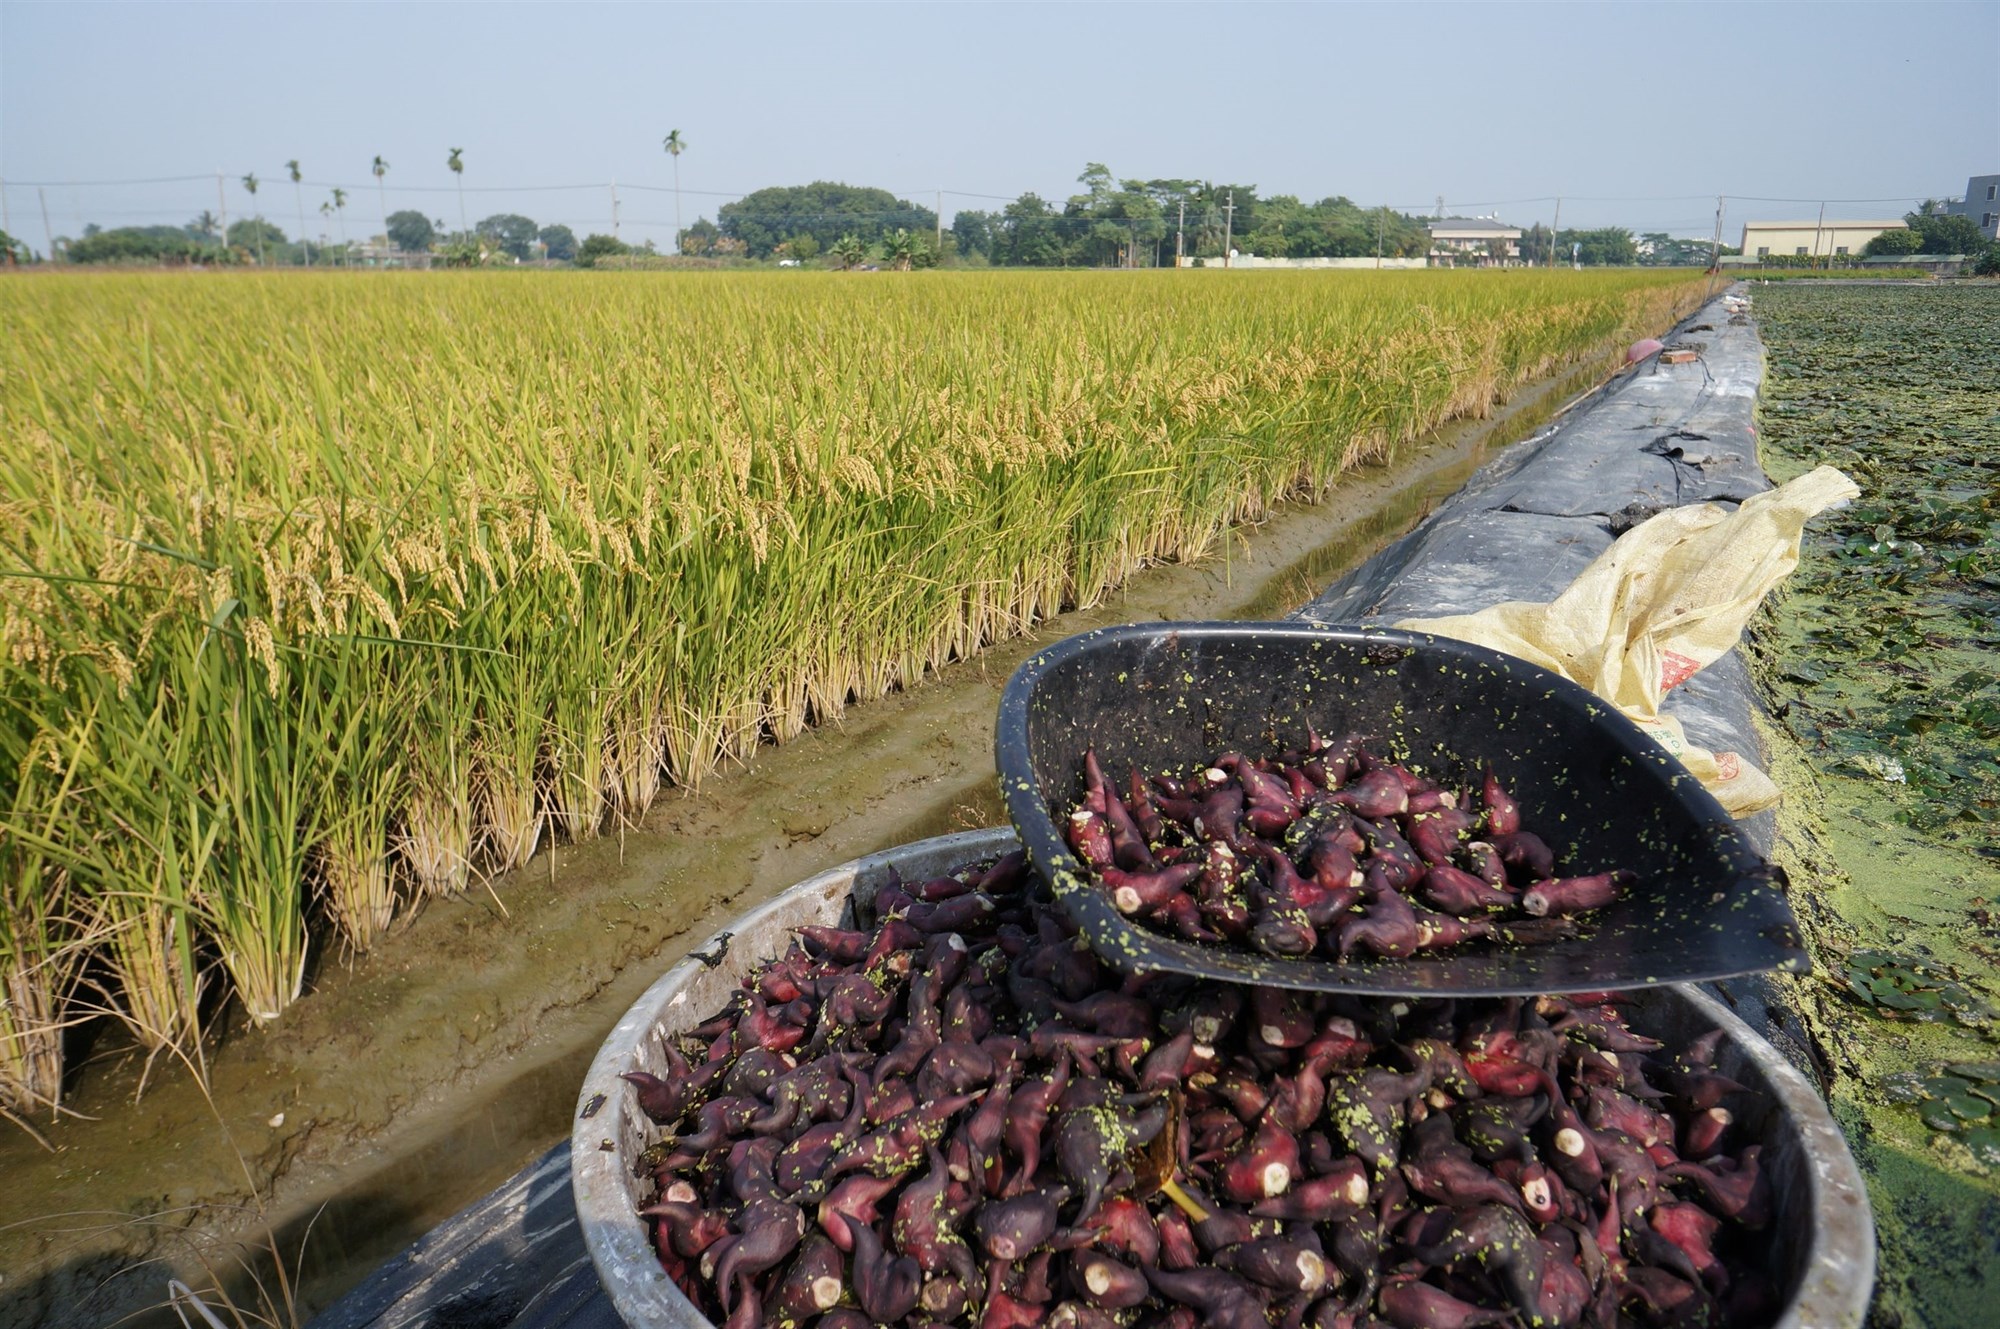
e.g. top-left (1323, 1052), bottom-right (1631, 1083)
top-left (0, 343), bottom-right (1646, 1329)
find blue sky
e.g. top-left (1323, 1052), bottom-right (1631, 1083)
top-left (2, 1), bottom-right (1995, 251)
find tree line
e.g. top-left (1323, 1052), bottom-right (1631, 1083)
top-left (27, 161), bottom-right (1989, 271)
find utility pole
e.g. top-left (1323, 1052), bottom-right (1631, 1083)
top-left (38, 186), bottom-right (56, 262)
top-left (1223, 191), bottom-right (1234, 268)
top-left (1708, 194), bottom-right (1725, 271)
top-left (1376, 206), bottom-right (1385, 268)
top-left (1549, 196), bottom-right (1562, 268)
top-left (1176, 200), bottom-right (1185, 267)
top-left (217, 170), bottom-right (229, 252)
top-left (936, 190), bottom-right (944, 261)
top-left (1812, 200), bottom-right (1826, 268)
top-left (610, 180), bottom-right (620, 239)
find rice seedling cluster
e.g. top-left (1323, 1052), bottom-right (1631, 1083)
top-left (0, 267), bottom-right (1708, 1114)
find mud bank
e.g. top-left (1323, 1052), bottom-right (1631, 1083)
top-left (0, 312), bottom-right (1689, 1329)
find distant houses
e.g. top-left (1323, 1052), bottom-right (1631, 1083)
top-left (1942, 174), bottom-right (1999, 242)
top-left (1426, 219), bottom-right (1523, 266)
top-left (1737, 218), bottom-right (1907, 261)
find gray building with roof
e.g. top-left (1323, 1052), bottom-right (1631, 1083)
top-left (1943, 174), bottom-right (1999, 241)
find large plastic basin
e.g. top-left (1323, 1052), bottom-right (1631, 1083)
top-left (572, 829), bottom-right (1871, 1329)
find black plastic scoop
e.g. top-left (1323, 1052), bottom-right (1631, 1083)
top-left (995, 622), bottom-right (1806, 996)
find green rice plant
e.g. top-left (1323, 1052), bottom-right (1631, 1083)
top-left (193, 605), bottom-right (314, 1027)
top-left (72, 683), bottom-right (214, 1090)
top-left (0, 267), bottom-right (1713, 1108)
top-left (309, 635), bottom-right (407, 951)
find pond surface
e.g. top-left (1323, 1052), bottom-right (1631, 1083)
top-left (1747, 282), bottom-right (2000, 1329)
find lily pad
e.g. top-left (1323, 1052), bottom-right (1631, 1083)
top-left (1948, 1060), bottom-right (2000, 1083)
top-left (1883, 1073), bottom-right (1928, 1104)
top-left (1923, 1105), bottom-right (1962, 1132)
top-left (1960, 1127), bottom-right (2000, 1167)
top-left (1946, 1094), bottom-right (1993, 1123)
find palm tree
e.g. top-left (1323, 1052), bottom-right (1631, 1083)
top-left (331, 187), bottom-right (350, 265)
top-left (287, 159), bottom-right (308, 265)
top-left (240, 172), bottom-right (265, 265)
top-left (371, 155), bottom-right (390, 254)
top-left (447, 148), bottom-right (466, 239)
top-left (662, 130), bottom-right (687, 252)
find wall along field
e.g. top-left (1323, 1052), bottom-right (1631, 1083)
top-left (0, 268), bottom-right (1708, 1117)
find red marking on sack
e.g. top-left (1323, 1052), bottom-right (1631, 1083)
top-left (1715, 751), bottom-right (1742, 780)
top-left (1660, 649), bottom-right (1702, 691)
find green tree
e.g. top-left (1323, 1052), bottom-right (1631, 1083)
top-left (1637, 232), bottom-right (1735, 266)
top-left (678, 217), bottom-right (720, 255)
top-left (783, 233), bottom-right (821, 262)
top-left (67, 226), bottom-right (215, 264)
top-left (1063, 164), bottom-right (1168, 266)
top-left (286, 159), bottom-right (308, 265)
top-left (0, 228), bottom-right (33, 263)
top-left (385, 210), bottom-right (436, 253)
top-left (1905, 210), bottom-right (1987, 255)
top-left (538, 223), bottom-right (577, 262)
top-left (663, 130), bottom-right (688, 251)
top-left (476, 213), bottom-right (538, 261)
top-left (447, 148), bottom-right (466, 237)
top-left (1554, 227), bottom-right (1638, 266)
top-left (227, 218), bottom-right (288, 253)
top-left (830, 233), bottom-right (866, 270)
top-left (371, 155), bottom-right (390, 249)
top-left (993, 192), bottom-right (1062, 267)
top-left (1863, 227), bottom-right (1924, 257)
top-left (951, 210), bottom-right (995, 260)
top-left (330, 188), bottom-right (350, 263)
top-left (883, 228), bottom-right (937, 271)
top-left (718, 182), bottom-right (935, 258)
top-left (240, 172), bottom-right (266, 264)
top-left (574, 233), bottom-right (629, 268)
top-left (438, 234), bottom-right (482, 267)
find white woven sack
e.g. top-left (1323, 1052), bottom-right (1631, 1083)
top-left (1397, 466), bottom-right (1859, 817)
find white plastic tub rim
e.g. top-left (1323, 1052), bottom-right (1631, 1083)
top-left (571, 828), bottom-right (1874, 1329)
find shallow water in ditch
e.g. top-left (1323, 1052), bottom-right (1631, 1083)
top-left (1743, 282), bottom-right (2000, 1329)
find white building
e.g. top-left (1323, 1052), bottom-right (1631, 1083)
top-left (1427, 219), bottom-right (1522, 266)
top-left (1738, 219), bottom-right (1906, 260)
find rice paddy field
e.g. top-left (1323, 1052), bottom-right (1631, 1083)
top-left (0, 267), bottom-right (1709, 1120)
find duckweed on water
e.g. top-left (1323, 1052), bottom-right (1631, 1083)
top-left (1748, 282), bottom-right (2000, 1329)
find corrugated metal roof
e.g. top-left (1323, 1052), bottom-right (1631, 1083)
top-left (1740, 220), bottom-right (1908, 230)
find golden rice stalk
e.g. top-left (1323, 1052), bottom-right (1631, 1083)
top-left (607, 715), bottom-right (666, 819)
top-left (319, 824), bottom-right (398, 952)
top-left (93, 888), bottom-right (202, 1081)
top-left (399, 784), bottom-right (472, 897)
top-left (474, 751), bottom-right (543, 872)
top-left (0, 949), bottom-right (64, 1115)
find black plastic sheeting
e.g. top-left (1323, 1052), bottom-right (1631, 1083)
top-left (1289, 286), bottom-right (1822, 1077)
